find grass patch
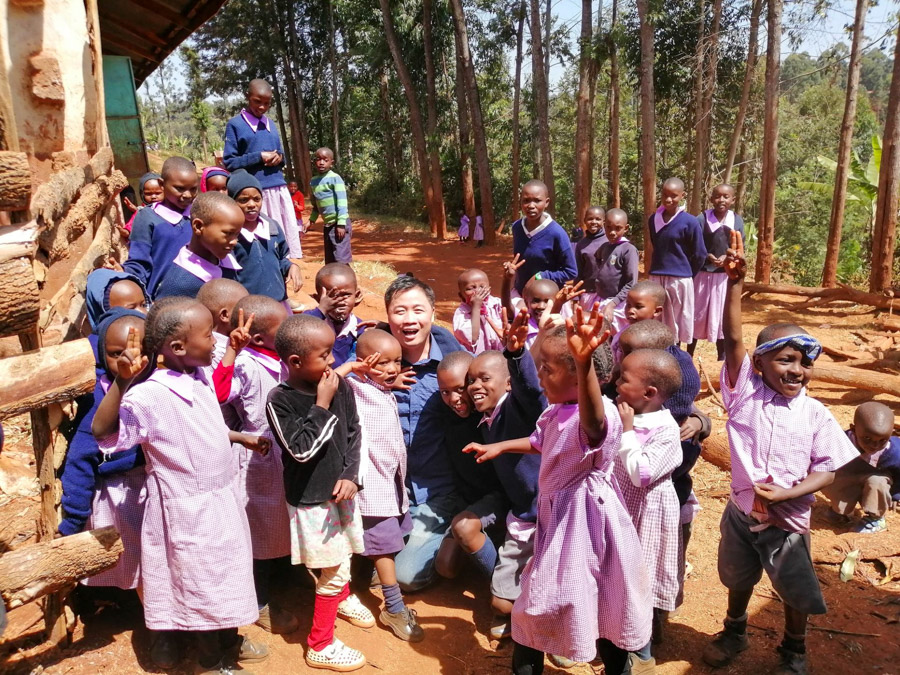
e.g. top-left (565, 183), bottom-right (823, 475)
top-left (351, 259), bottom-right (399, 297)
top-left (352, 209), bottom-right (431, 235)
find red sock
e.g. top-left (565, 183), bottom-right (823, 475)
top-left (337, 583), bottom-right (350, 602)
top-left (308, 593), bottom-right (341, 651)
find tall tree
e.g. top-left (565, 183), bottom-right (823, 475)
top-left (636, 0), bottom-right (656, 262)
top-left (328, 0), bottom-right (341, 162)
top-left (379, 0), bottom-right (445, 236)
top-left (181, 46), bottom-right (212, 161)
top-left (453, 28), bottom-right (476, 225)
top-left (822, 0), bottom-right (869, 287)
top-left (422, 0), bottom-right (448, 238)
top-left (510, 0), bottom-right (526, 221)
top-left (529, 0), bottom-right (555, 205)
top-left (607, 0), bottom-right (621, 207)
top-left (449, 0), bottom-right (496, 244)
top-left (755, 0), bottom-right (783, 284)
top-left (378, 67), bottom-right (400, 193)
top-left (284, 0), bottom-right (312, 191)
top-left (723, 0), bottom-right (762, 183)
top-left (574, 0), bottom-right (598, 227)
top-left (870, 23), bottom-right (900, 292)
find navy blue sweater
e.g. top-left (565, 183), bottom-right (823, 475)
top-left (155, 261), bottom-right (238, 300)
top-left (478, 348), bottom-right (546, 522)
top-left (666, 344), bottom-right (703, 506)
top-left (845, 433), bottom-right (900, 502)
top-left (647, 211), bottom-right (707, 278)
top-left (594, 239), bottom-right (640, 304)
top-left (699, 211), bottom-right (746, 273)
top-left (232, 215), bottom-right (292, 301)
top-left (223, 114), bottom-right (288, 190)
top-left (123, 204), bottom-right (192, 299)
top-left (444, 412), bottom-right (504, 506)
top-left (59, 380), bottom-right (144, 535)
top-left (511, 218), bottom-right (578, 294)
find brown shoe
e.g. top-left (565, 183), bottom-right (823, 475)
top-left (255, 604), bottom-right (299, 634)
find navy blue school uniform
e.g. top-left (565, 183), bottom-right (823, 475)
top-left (511, 215), bottom-right (578, 294)
top-left (232, 214), bottom-right (292, 302)
top-left (123, 201), bottom-right (192, 299)
top-left (574, 231), bottom-right (608, 293)
top-left (302, 308), bottom-right (366, 368)
top-left (154, 247), bottom-right (242, 300)
top-left (646, 210), bottom-right (707, 278)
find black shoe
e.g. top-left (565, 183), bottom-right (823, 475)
top-left (702, 620), bottom-right (749, 668)
top-left (150, 630), bottom-right (181, 670)
top-left (774, 645), bottom-right (808, 674)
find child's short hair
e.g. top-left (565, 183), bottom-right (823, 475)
top-left (143, 296), bottom-right (198, 358)
top-left (473, 350), bottom-right (510, 377)
top-left (384, 275), bottom-right (435, 308)
top-left (438, 350), bottom-right (474, 374)
top-left (191, 191), bottom-right (236, 225)
top-left (585, 205), bottom-right (606, 216)
top-left (231, 294), bottom-right (286, 334)
top-left (161, 156), bottom-right (196, 180)
top-left (630, 280), bottom-right (667, 307)
top-left (631, 348), bottom-right (682, 400)
top-left (522, 179), bottom-right (549, 197)
top-left (662, 177), bottom-right (685, 193)
top-left (755, 323), bottom-right (808, 346)
top-left (854, 401), bottom-right (894, 434)
top-left (197, 278), bottom-right (248, 316)
top-left (356, 328), bottom-right (398, 359)
top-left (620, 320), bottom-right (674, 350)
top-left (543, 322), bottom-right (613, 381)
top-left (523, 277), bottom-right (559, 300)
top-left (274, 314), bottom-right (331, 361)
top-left (315, 263), bottom-right (357, 294)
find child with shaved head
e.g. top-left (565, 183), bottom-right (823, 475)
top-left (223, 78), bottom-right (303, 258)
top-left (304, 263), bottom-right (366, 367)
top-left (822, 401), bottom-right (900, 533)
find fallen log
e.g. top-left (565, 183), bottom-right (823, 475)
top-left (701, 431), bottom-right (731, 472)
top-left (0, 255), bottom-right (39, 338)
top-left (0, 150), bottom-right (31, 210)
top-left (743, 282), bottom-right (899, 312)
top-left (876, 314), bottom-right (900, 332)
top-left (0, 526), bottom-right (122, 609)
top-left (0, 338), bottom-right (95, 420)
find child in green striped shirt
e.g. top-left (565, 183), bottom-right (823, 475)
top-left (310, 147), bottom-right (353, 263)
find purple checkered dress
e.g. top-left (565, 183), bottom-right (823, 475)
top-left (614, 409), bottom-right (683, 612)
top-left (100, 367), bottom-right (257, 631)
top-left (722, 354), bottom-right (859, 534)
top-left (511, 400), bottom-right (652, 662)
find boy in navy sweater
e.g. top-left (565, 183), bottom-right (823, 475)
top-left (457, 310), bottom-right (546, 639)
top-left (124, 156), bottom-right (198, 299)
top-left (155, 192), bottom-right (244, 299)
top-left (223, 79), bottom-right (303, 259)
top-left (647, 177), bottom-right (707, 347)
top-left (227, 169), bottom-right (303, 304)
top-left (511, 180), bottom-right (577, 300)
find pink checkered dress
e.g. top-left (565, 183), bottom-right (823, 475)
top-left (225, 347), bottom-right (292, 559)
top-left (99, 367), bottom-right (257, 631)
top-left (453, 295), bottom-right (505, 354)
top-left (81, 467), bottom-right (146, 590)
top-left (512, 400), bottom-right (652, 662)
top-left (346, 376), bottom-right (409, 517)
top-left (614, 409), bottom-right (683, 612)
top-left (722, 354), bottom-right (859, 534)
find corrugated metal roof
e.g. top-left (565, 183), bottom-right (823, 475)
top-left (98, 0), bottom-right (227, 86)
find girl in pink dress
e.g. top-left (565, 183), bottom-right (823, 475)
top-left (465, 304), bottom-right (652, 674)
top-left (93, 297), bottom-right (271, 674)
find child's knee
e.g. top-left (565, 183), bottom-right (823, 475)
top-left (451, 512), bottom-right (485, 550)
top-left (491, 595), bottom-right (514, 616)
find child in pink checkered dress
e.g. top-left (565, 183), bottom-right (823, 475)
top-left (466, 304), bottom-right (652, 675)
top-left (614, 348), bottom-right (685, 669)
top-left (337, 329), bottom-right (424, 643)
top-left (92, 297), bottom-right (271, 674)
top-left (702, 231), bottom-right (858, 675)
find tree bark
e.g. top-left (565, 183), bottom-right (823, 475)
top-left (422, 0), bottom-right (448, 238)
top-left (755, 0), bottom-right (782, 284)
top-left (0, 526), bottom-right (123, 610)
top-left (574, 0), bottom-right (596, 228)
top-left (823, 0), bottom-right (869, 287)
top-left (379, 68), bottom-right (399, 194)
top-left (287, 1), bottom-right (312, 193)
top-left (270, 71), bottom-right (294, 181)
top-left (723, 0), bottom-right (762, 183)
top-left (453, 28), bottom-right (476, 225)
top-left (869, 22), bottom-right (900, 292)
top-left (529, 0), bottom-right (555, 206)
top-left (0, 151), bottom-right (31, 210)
top-left (449, 0), bottom-right (496, 244)
top-left (510, 0), bottom-right (526, 222)
top-left (0, 256), bottom-right (39, 338)
top-left (608, 0), bottom-right (621, 207)
top-left (328, 0), bottom-right (340, 163)
top-left (688, 0), bottom-right (706, 214)
top-left (637, 0), bottom-right (657, 264)
top-left (0, 338), bottom-right (95, 421)
top-left (690, 0), bottom-right (723, 213)
top-left (379, 0), bottom-right (444, 237)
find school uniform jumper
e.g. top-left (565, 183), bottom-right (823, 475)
top-left (123, 201), bottom-right (192, 299)
top-left (223, 347), bottom-right (291, 560)
top-left (694, 210), bottom-right (745, 342)
top-left (223, 109), bottom-right (302, 258)
top-left (155, 246), bottom-right (242, 300)
top-left (647, 208), bottom-right (707, 343)
top-left (614, 409), bottom-right (684, 612)
top-left (99, 367), bottom-right (257, 631)
top-left (574, 230), bottom-right (608, 307)
top-left (511, 215), bottom-right (578, 294)
top-left (309, 169), bottom-right (352, 263)
top-left (512, 399), bottom-right (653, 662)
top-left (232, 215), bottom-right (293, 302)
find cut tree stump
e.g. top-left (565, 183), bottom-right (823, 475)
top-left (0, 526), bottom-right (123, 609)
top-left (0, 338), bottom-right (95, 421)
top-left (702, 431), bottom-right (732, 471)
top-left (0, 256), bottom-right (39, 338)
top-left (0, 151), bottom-right (30, 210)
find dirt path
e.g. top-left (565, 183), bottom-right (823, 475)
top-left (2, 217), bottom-right (899, 674)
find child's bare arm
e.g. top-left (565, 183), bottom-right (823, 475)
top-left (469, 287), bottom-right (489, 345)
top-left (753, 470), bottom-right (835, 504)
top-left (463, 437), bottom-right (536, 462)
top-left (567, 303), bottom-right (610, 446)
top-left (722, 230), bottom-right (747, 388)
top-left (92, 327), bottom-right (148, 439)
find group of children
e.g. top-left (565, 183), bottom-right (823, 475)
top-left (56, 95), bottom-right (898, 675)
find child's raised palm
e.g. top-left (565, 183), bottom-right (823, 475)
top-left (565, 302), bottom-right (610, 364)
top-left (350, 352), bottom-right (383, 378)
top-left (552, 280), bottom-right (584, 314)
top-left (505, 308), bottom-right (531, 353)
top-left (228, 309), bottom-right (255, 352)
top-left (503, 253), bottom-right (526, 280)
top-left (723, 230), bottom-right (747, 281)
top-left (118, 326), bottom-right (149, 380)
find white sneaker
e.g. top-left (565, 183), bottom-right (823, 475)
top-left (305, 638), bottom-right (366, 672)
top-left (337, 593), bottom-right (376, 628)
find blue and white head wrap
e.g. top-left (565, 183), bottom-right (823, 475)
top-left (754, 333), bottom-right (822, 363)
